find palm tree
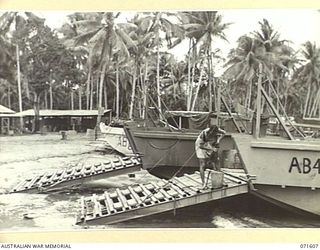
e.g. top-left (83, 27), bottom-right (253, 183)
top-left (181, 11), bottom-right (230, 111)
top-left (73, 12), bottom-right (136, 115)
top-left (224, 35), bottom-right (271, 109)
top-left (294, 41), bottom-right (320, 118)
top-left (125, 14), bottom-right (154, 119)
top-left (137, 12), bottom-right (183, 116)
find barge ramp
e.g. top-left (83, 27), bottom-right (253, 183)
top-left (11, 157), bottom-right (142, 193)
top-left (76, 169), bottom-right (249, 225)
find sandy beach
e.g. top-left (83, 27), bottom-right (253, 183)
top-left (0, 133), bottom-right (158, 231)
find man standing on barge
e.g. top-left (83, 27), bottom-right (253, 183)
top-left (195, 124), bottom-right (226, 188)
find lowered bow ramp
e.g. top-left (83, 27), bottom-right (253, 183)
top-left (76, 169), bottom-right (249, 225)
top-left (11, 157), bottom-right (142, 193)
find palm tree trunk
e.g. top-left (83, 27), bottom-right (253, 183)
top-left (32, 93), bottom-right (40, 133)
top-left (303, 79), bottom-right (312, 118)
top-left (104, 84), bottom-right (108, 111)
top-left (191, 61), bottom-right (204, 111)
top-left (86, 64), bottom-right (92, 110)
top-left (207, 48), bottom-right (212, 112)
top-left (49, 82), bottom-right (53, 109)
top-left (247, 79), bottom-right (253, 109)
top-left (139, 67), bottom-right (145, 119)
top-left (187, 39), bottom-right (192, 110)
top-left (129, 69), bottom-right (137, 119)
top-left (16, 44), bottom-right (23, 131)
top-left (116, 63), bottom-right (120, 119)
top-left (44, 90), bottom-right (48, 109)
top-left (96, 76), bottom-right (99, 109)
top-left (90, 75), bottom-right (93, 110)
top-left (98, 61), bottom-right (107, 109)
top-left (78, 86), bottom-right (82, 110)
top-left (143, 62), bottom-right (148, 120)
top-left (24, 78), bottom-right (30, 100)
top-left (7, 83), bottom-right (11, 109)
top-left (210, 51), bottom-right (217, 111)
top-left (156, 32), bottom-right (162, 116)
top-left (70, 89), bottom-right (74, 110)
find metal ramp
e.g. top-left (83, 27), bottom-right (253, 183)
top-left (10, 157), bottom-right (142, 193)
top-left (76, 169), bottom-right (249, 225)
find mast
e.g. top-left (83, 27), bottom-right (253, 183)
top-left (254, 64), bottom-right (262, 139)
top-left (16, 44), bottom-right (23, 132)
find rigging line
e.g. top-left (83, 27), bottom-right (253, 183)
top-left (147, 94), bottom-right (175, 131)
top-left (135, 150), bottom-right (197, 206)
top-left (221, 88), bottom-right (249, 133)
top-left (266, 78), bottom-right (305, 138)
top-left (147, 139), bottom-right (179, 150)
top-left (159, 95), bottom-right (180, 129)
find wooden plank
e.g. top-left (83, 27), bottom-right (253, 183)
top-left (56, 169), bottom-right (67, 181)
top-left (223, 173), bottom-right (245, 185)
top-left (169, 182), bottom-right (189, 197)
top-left (104, 191), bottom-right (116, 213)
top-left (92, 194), bottom-right (102, 217)
top-left (145, 183), bottom-right (165, 201)
top-left (63, 167), bottom-right (75, 180)
top-left (26, 175), bottom-right (41, 189)
top-left (152, 182), bottom-right (173, 200)
top-left (172, 177), bottom-right (198, 195)
top-left (139, 184), bottom-right (159, 204)
top-left (157, 180), bottom-right (179, 197)
top-left (11, 179), bottom-right (28, 192)
top-left (120, 188), bottom-right (137, 207)
top-left (108, 191), bottom-right (123, 211)
top-left (116, 188), bottom-right (130, 210)
top-left (183, 173), bottom-right (202, 186)
top-left (46, 170), bottom-right (58, 184)
top-left (128, 186), bottom-right (144, 207)
top-left (80, 196), bottom-right (86, 219)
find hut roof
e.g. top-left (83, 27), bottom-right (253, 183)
top-left (13, 109), bottom-right (111, 117)
top-left (0, 104), bottom-right (15, 114)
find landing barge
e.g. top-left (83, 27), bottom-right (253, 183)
top-left (124, 77), bottom-right (320, 217)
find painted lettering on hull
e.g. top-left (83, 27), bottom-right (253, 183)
top-left (289, 157), bottom-right (320, 174)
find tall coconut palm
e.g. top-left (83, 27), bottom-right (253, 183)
top-left (294, 41), bottom-right (320, 118)
top-left (252, 19), bottom-right (298, 113)
top-left (224, 35), bottom-right (272, 109)
top-left (138, 12), bottom-right (184, 116)
top-left (73, 12), bottom-right (137, 114)
top-left (181, 11), bottom-right (230, 111)
top-left (125, 14), bottom-right (154, 119)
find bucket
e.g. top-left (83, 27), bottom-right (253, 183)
top-left (210, 170), bottom-right (224, 189)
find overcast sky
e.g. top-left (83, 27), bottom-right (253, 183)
top-left (31, 10), bottom-right (320, 75)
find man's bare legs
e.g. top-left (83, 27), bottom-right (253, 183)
top-left (199, 158), bottom-right (208, 188)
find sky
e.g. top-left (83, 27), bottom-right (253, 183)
top-left (32, 10), bottom-right (320, 75)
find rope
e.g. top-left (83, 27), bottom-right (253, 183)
top-left (147, 139), bottom-right (179, 150)
top-left (266, 78), bottom-right (305, 138)
top-left (134, 151), bottom-right (196, 207)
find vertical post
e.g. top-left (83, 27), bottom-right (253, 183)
top-left (217, 83), bottom-right (221, 126)
top-left (156, 36), bottom-right (162, 117)
top-left (255, 64), bottom-right (263, 139)
top-left (208, 52), bottom-right (212, 112)
top-left (16, 44), bottom-right (23, 132)
top-left (116, 63), bottom-right (120, 119)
